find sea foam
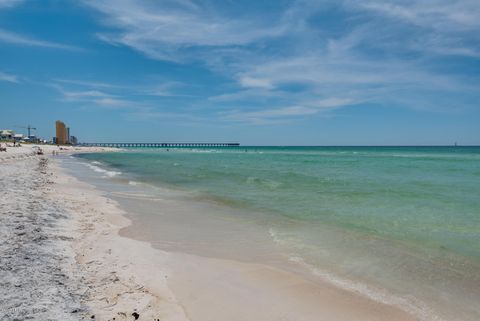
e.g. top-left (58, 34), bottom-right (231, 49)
top-left (84, 162), bottom-right (121, 178)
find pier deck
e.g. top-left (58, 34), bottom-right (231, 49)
top-left (80, 142), bottom-right (240, 148)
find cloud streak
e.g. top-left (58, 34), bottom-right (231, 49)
top-left (357, 0), bottom-right (480, 30)
top-left (50, 79), bottom-right (193, 119)
top-left (83, 0), bottom-right (286, 61)
top-left (0, 0), bottom-right (22, 8)
top-left (0, 29), bottom-right (82, 51)
top-left (221, 97), bottom-right (357, 124)
top-left (51, 83), bottom-right (135, 109)
top-left (0, 71), bottom-right (19, 83)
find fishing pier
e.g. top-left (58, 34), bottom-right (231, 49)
top-left (80, 142), bottom-right (240, 148)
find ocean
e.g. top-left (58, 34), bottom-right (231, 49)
top-left (71, 146), bottom-right (480, 321)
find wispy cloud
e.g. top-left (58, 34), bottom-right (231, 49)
top-left (83, 0), bottom-right (480, 62)
top-left (50, 79), bottom-right (197, 115)
top-left (82, 0), bottom-right (287, 61)
top-left (0, 0), bottom-right (22, 8)
top-left (62, 90), bottom-right (111, 100)
top-left (357, 1), bottom-right (480, 31)
top-left (54, 78), bottom-right (123, 89)
top-left (0, 29), bottom-right (82, 51)
top-left (93, 97), bottom-right (133, 108)
top-left (78, 0), bottom-right (480, 124)
top-left (53, 77), bottom-right (191, 98)
top-left (143, 81), bottom-right (189, 97)
top-left (51, 83), bottom-right (135, 109)
top-left (239, 77), bottom-right (274, 90)
top-left (0, 71), bottom-right (19, 83)
top-left (350, 1), bottom-right (480, 58)
top-left (221, 98), bottom-right (356, 124)
top-left (221, 105), bottom-right (320, 125)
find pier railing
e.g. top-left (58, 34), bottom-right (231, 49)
top-left (79, 142), bottom-right (240, 148)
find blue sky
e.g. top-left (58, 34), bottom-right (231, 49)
top-left (1, 0), bottom-right (479, 145)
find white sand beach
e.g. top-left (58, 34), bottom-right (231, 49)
top-left (0, 146), bottom-right (423, 321)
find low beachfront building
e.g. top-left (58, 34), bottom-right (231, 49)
top-left (13, 134), bottom-right (24, 141)
top-left (0, 129), bottom-right (14, 140)
top-left (22, 135), bottom-right (40, 143)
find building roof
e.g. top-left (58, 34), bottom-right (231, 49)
top-left (0, 129), bottom-right (14, 135)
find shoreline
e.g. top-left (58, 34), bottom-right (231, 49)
top-left (51, 156), bottom-right (190, 320)
top-left (2, 147), bottom-right (425, 320)
top-left (1, 146), bottom-right (188, 320)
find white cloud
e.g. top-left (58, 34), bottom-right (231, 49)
top-left (223, 105), bottom-right (313, 124)
top-left (82, 0), bottom-right (286, 61)
top-left (230, 105), bottom-right (318, 119)
top-left (221, 97), bottom-right (357, 124)
top-left (239, 76), bottom-right (274, 89)
top-left (54, 78), bottom-right (191, 98)
top-left (144, 81), bottom-right (187, 97)
top-left (52, 84), bottom-right (124, 107)
top-left (55, 78), bottom-right (122, 89)
top-left (62, 90), bottom-right (111, 100)
top-left (0, 0), bottom-right (22, 8)
top-left (208, 88), bottom-right (284, 102)
top-left (93, 97), bottom-right (132, 108)
top-left (358, 0), bottom-right (480, 31)
top-left (0, 29), bottom-right (82, 50)
top-left (233, 52), bottom-right (466, 99)
top-left (51, 81), bottom-right (152, 111)
top-left (348, 0), bottom-right (480, 57)
top-left (83, 0), bottom-right (480, 63)
top-left (79, 0), bottom-right (480, 124)
top-left (0, 71), bottom-right (19, 83)
top-left (315, 98), bottom-right (355, 108)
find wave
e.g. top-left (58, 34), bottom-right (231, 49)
top-left (246, 176), bottom-right (282, 189)
top-left (84, 162), bottom-right (122, 178)
top-left (268, 228), bottom-right (444, 321)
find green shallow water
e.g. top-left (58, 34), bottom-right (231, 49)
top-left (78, 146), bottom-right (480, 260)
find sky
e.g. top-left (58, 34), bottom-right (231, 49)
top-left (0, 0), bottom-right (479, 145)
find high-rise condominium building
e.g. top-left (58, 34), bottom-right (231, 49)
top-left (55, 120), bottom-right (69, 145)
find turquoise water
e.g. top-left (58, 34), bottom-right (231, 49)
top-left (78, 146), bottom-right (480, 259)
top-left (76, 146), bottom-right (480, 320)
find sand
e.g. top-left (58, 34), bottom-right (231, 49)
top-left (0, 144), bottom-right (118, 160)
top-left (0, 156), bottom-right (84, 320)
top-left (0, 145), bottom-right (423, 321)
